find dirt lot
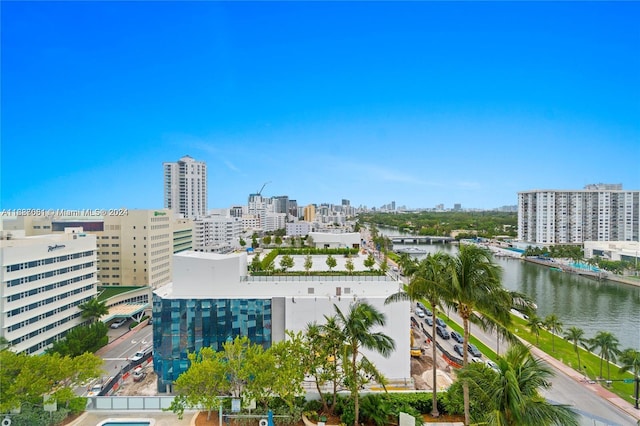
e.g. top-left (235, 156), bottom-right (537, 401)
top-left (113, 363), bottom-right (159, 396)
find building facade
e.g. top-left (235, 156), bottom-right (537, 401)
top-left (518, 185), bottom-right (640, 244)
top-left (163, 155), bottom-right (208, 219)
top-left (193, 216), bottom-right (243, 253)
top-left (0, 231), bottom-right (98, 354)
top-left (151, 251), bottom-right (409, 392)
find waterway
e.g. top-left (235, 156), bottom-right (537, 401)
top-left (377, 227), bottom-right (640, 351)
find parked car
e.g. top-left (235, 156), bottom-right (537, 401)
top-left (450, 331), bottom-right (464, 343)
top-left (87, 383), bottom-right (103, 397)
top-left (453, 344), bottom-right (464, 357)
top-left (425, 317), bottom-right (433, 326)
top-left (110, 318), bottom-right (127, 329)
top-left (486, 360), bottom-right (499, 372)
top-left (435, 318), bottom-right (447, 328)
top-left (415, 308), bottom-right (425, 318)
top-left (410, 316), bottom-right (419, 327)
top-left (468, 343), bottom-right (482, 358)
top-left (424, 308), bottom-right (433, 317)
top-left (416, 302), bottom-right (425, 311)
top-left (436, 326), bottom-right (450, 339)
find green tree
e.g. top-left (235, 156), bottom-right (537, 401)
top-left (385, 252), bottom-right (451, 418)
top-left (379, 258), bottom-right (389, 274)
top-left (317, 315), bottom-right (346, 414)
top-left (304, 254), bottom-right (313, 275)
top-left (446, 244), bottom-right (517, 426)
top-left (279, 254), bottom-right (294, 272)
top-left (332, 302), bottom-right (395, 426)
top-left (589, 331), bottom-right (621, 380)
top-left (326, 254), bottom-right (337, 271)
top-left (364, 254), bottom-right (376, 271)
top-left (169, 346), bottom-right (230, 420)
top-left (451, 345), bottom-right (579, 426)
top-left (274, 236), bottom-right (283, 246)
top-left (78, 298), bottom-right (109, 324)
top-left (251, 234), bottom-right (259, 249)
top-left (544, 314), bottom-right (563, 353)
top-left (239, 238), bottom-right (246, 248)
top-left (0, 350), bottom-right (103, 417)
top-left (250, 254), bottom-right (262, 272)
top-left (563, 326), bottom-right (588, 373)
top-left (526, 315), bottom-right (544, 346)
top-left (618, 348), bottom-right (640, 408)
top-left (262, 235), bottom-right (272, 246)
top-left (345, 258), bottom-right (355, 275)
top-left (47, 322), bottom-right (109, 356)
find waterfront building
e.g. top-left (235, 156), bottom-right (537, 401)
top-left (151, 251), bottom-right (409, 392)
top-left (163, 155), bottom-right (207, 219)
top-left (0, 231), bottom-right (98, 354)
top-left (583, 240), bottom-right (640, 264)
top-left (518, 184), bottom-right (640, 244)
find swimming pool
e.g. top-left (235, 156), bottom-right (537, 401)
top-left (570, 262), bottom-right (600, 272)
top-left (97, 419), bottom-right (154, 426)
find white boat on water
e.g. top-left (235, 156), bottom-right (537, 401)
top-left (396, 247), bottom-right (428, 254)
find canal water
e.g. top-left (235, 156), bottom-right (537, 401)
top-left (378, 227), bottom-right (640, 351)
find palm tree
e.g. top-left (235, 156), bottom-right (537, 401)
top-left (385, 252), bottom-right (451, 418)
top-left (446, 244), bottom-right (514, 426)
top-left (526, 315), bottom-right (544, 346)
top-left (455, 344), bottom-right (579, 425)
top-left (589, 331), bottom-right (621, 380)
top-left (332, 301), bottom-right (395, 426)
top-left (563, 326), bottom-right (587, 374)
top-left (544, 314), bottom-right (563, 353)
top-left (317, 315), bottom-right (345, 414)
top-left (618, 348), bottom-right (640, 409)
top-left (78, 298), bottom-right (109, 324)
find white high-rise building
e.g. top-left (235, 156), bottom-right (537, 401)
top-left (164, 155), bottom-right (207, 219)
top-left (194, 215), bottom-right (243, 253)
top-left (0, 231), bottom-right (98, 354)
top-left (518, 184), bottom-right (640, 244)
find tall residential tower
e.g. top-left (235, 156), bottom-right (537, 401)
top-left (164, 155), bottom-right (207, 219)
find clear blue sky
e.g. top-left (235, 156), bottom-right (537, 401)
top-left (2, 1), bottom-right (639, 211)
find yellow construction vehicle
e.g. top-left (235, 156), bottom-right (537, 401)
top-left (410, 329), bottom-right (422, 357)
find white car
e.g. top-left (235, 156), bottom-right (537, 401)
top-left (415, 308), bottom-right (425, 318)
top-left (87, 383), bottom-right (103, 397)
top-left (486, 360), bottom-right (499, 372)
top-left (110, 318), bottom-right (127, 329)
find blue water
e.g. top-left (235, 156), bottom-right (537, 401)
top-left (570, 262), bottom-right (600, 272)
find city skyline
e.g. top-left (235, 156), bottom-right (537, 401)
top-left (2, 2), bottom-right (639, 211)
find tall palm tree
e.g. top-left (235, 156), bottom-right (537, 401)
top-left (589, 331), bottom-right (621, 380)
top-left (78, 298), bottom-right (109, 324)
top-left (446, 244), bottom-right (514, 426)
top-left (618, 348), bottom-right (640, 409)
top-left (385, 252), bottom-right (451, 418)
top-left (455, 344), bottom-right (579, 426)
top-left (563, 326), bottom-right (587, 374)
top-left (544, 314), bottom-right (563, 353)
top-left (333, 301), bottom-right (395, 426)
top-left (526, 315), bottom-right (544, 346)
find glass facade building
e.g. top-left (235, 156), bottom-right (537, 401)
top-left (152, 294), bottom-right (272, 392)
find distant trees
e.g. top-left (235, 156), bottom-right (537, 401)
top-left (279, 254), bottom-right (294, 272)
top-left (364, 254), bottom-right (376, 271)
top-left (47, 322), bottom-right (109, 356)
top-left (326, 254), bottom-right (337, 271)
top-left (304, 255), bottom-right (313, 275)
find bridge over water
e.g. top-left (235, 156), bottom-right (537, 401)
top-left (389, 235), bottom-right (455, 244)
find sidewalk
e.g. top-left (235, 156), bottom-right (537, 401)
top-left (527, 344), bottom-right (640, 422)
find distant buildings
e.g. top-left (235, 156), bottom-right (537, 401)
top-left (2, 210), bottom-right (189, 288)
top-left (518, 184), bottom-right (640, 244)
top-left (163, 155), bottom-right (207, 219)
top-left (0, 231), bottom-right (98, 354)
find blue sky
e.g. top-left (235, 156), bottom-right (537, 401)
top-left (2, 1), bottom-right (639, 211)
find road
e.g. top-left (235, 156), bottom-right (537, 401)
top-left (76, 324), bottom-right (153, 396)
top-left (425, 302), bottom-right (639, 426)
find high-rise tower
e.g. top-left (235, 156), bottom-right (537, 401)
top-left (164, 155), bottom-right (207, 219)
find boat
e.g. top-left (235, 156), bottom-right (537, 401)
top-left (396, 247), bottom-right (428, 255)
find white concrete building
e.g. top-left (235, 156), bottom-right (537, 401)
top-left (264, 212), bottom-right (286, 232)
top-left (518, 185), bottom-right (640, 244)
top-left (0, 231), bottom-right (98, 354)
top-left (193, 216), bottom-right (243, 253)
top-left (164, 155), bottom-right (208, 219)
top-left (286, 221), bottom-right (312, 237)
top-left (308, 231), bottom-right (362, 249)
top-left (151, 251), bottom-right (410, 391)
top-left (583, 240), bottom-right (640, 264)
